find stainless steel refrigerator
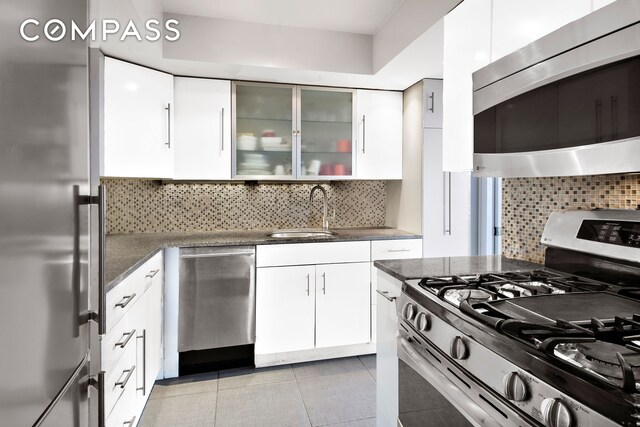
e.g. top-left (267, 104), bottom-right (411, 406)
top-left (0, 0), bottom-right (103, 425)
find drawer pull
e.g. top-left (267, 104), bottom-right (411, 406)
top-left (387, 248), bottom-right (411, 253)
top-left (146, 269), bottom-right (159, 279)
top-left (376, 289), bottom-right (396, 302)
top-left (123, 416), bottom-right (136, 426)
top-left (115, 329), bottom-right (136, 349)
top-left (115, 366), bottom-right (135, 389)
top-left (115, 293), bottom-right (136, 309)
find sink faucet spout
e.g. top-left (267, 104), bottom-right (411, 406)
top-left (309, 185), bottom-right (329, 231)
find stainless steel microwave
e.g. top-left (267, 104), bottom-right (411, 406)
top-left (472, 0), bottom-right (640, 178)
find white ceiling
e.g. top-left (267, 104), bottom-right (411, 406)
top-left (159, 0), bottom-right (406, 35)
top-left (100, 0), bottom-right (451, 90)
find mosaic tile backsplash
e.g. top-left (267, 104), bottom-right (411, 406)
top-left (502, 174), bottom-right (640, 263)
top-left (103, 179), bottom-right (386, 234)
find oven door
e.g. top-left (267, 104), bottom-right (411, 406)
top-left (397, 324), bottom-right (535, 427)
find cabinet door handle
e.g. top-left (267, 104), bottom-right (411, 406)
top-left (123, 416), bottom-right (137, 426)
top-left (611, 96), bottom-right (618, 139)
top-left (376, 289), bottom-right (396, 302)
top-left (115, 293), bottom-right (136, 309)
top-left (595, 99), bottom-right (602, 143)
top-left (306, 274), bottom-right (310, 296)
top-left (115, 366), bottom-right (135, 389)
top-left (361, 115), bottom-right (366, 154)
top-left (146, 269), bottom-right (159, 279)
top-left (443, 172), bottom-right (452, 235)
top-left (428, 91), bottom-right (435, 113)
top-left (137, 330), bottom-right (147, 395)
top-left (322, 272), bottom-right (326, 294)
top-left (165, 103), bottom-right (171, 148)
top-left (220, 107), bottom-right (225, 152)
top-left (115, 329), bottom-right (136, 348)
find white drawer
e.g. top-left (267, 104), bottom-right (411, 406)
top-left (141, 251), bottom-right (163, 292)
top-left (106, 251), bottom-right (163, 333)
top-left (106, 367), bottom-right (138, 427)
top-left (371, 239), bottom-right (422, 261)
top-left (257, 241), bottom-right (370, 267)
top-left (102, 313), bottom-right (137, 374)
top-left (105, 337), bottom-right (137, 418)
top-left (106, 268), bottom-right (144, 333)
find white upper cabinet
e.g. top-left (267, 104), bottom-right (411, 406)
top-left (491, 0), bottom-right (592, 61)
top-left (173, 78), bottom-right (231, 180)
top-left (103, 57), bottom-right (174, 178)
top-left (355, 90), bottom-right (403, 180)
top-left (423, 80), bottom-right (443, 129)
top-left (443, 0), bottom-right (492, 172)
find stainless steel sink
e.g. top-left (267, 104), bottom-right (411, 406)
top-left (268, 229), bottom-right (335, 239)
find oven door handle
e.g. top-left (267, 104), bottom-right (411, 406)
top-left (397, 336), bottom-right (502, 427)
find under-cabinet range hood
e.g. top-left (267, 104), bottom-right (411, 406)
top-left (472, 0), bottom-right (640, 178)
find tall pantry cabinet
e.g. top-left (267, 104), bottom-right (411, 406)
top-left (421, 79), bottom-right (472, 257)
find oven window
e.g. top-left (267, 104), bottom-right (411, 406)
top-left (398, 360), bottom-right (472, 427)
top-left (474, 55), bottom-right (640, 154)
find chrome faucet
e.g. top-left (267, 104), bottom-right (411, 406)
top-left (309, 185), bottom-right (330, 231)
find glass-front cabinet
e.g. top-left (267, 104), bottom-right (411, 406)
top-left (234, 83), bottom-right (296, 179)
top-left (232, 82), bottom-right (355, 180)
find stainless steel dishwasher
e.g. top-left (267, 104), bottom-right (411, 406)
top-left (178, 246), bottom-right (255, 373)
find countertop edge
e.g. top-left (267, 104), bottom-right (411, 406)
top-left (107, 231), bottom-right (422, 292)
top-left (374, 255), bottom-right (542, 282)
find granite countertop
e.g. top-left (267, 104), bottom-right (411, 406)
top-left (374, 255), bottom-right (541, 282)
top-left (106, 227), bottom-right (421, 291)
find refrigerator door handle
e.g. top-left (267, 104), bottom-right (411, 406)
top-left (78, 184), bottom-right (106, 335)
top-left (89, 371), bottom-right (106, 427)
top-left (34, 355), bottom-right (92, 427)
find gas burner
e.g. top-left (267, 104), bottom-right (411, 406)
top-left (496, 282), bottom-right (566, 298)
top-left (444, 288), bottom-right (493, 307)
top-left (553, 341), bottom-right (640, 389)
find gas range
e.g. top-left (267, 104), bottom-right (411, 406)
top-left (397, 210), bottom-right (640, 427)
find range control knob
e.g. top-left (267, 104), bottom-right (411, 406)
top-left (503, 372), bottom-right (528, 402)
top-left (403, 303), bottom-right (416, 321)
top-left (450, 336), bottom-right (469, 360)
top-left (415, 312), bottom-right (430, 332)
top-left (541, 398), bottom-right (573, 427)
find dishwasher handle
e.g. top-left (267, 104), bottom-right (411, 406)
top-left (179, 247), bottom-right (256, 259)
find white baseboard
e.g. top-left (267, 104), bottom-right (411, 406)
top-left (255, 343), bottom-right (376, 367)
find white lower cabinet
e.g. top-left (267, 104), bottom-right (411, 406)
top-left (370, 239), bottom-right (422, 344)
top-left (255, 241), bottom-right (376, 364)
top-left (315, 262), bottom-right (370, 348)
top-left (375, 270), bottom-right (404, 427)
top-left (256, 262), bottom-right (370, 356)
top-left (103, 251), bottom-right (163, 426)
top-left (256, 265), bottom-right (316, 354)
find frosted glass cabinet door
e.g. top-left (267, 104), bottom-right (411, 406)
top-left (299, 88), bottom-right (355, 179)
top-left (233, 83), bottom-right (295, 178)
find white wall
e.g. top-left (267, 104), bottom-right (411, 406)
top-left (372, 0), bottom-right (460, 72)
top-left (386, 81), bottom-right (423, 234)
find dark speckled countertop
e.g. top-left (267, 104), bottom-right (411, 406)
top-left (107, 227), bottom-right (420, 292)
top-left (374, 255), bottom-right (541, 282)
